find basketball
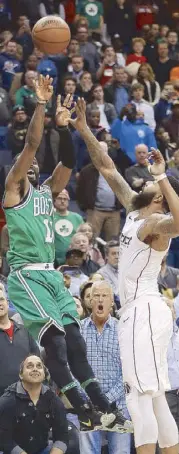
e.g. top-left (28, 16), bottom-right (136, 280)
top-left (32, 16), bottom-right (71, 55)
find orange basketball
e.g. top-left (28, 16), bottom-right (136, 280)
top-left (32, 16), bottom-right (71, 55)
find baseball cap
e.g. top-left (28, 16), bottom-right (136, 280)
top-left (13, 105), bottom-right (26, 114)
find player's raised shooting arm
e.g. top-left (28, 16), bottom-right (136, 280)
top-left (5, 76), bottom-right (53, 191)
top-left (69, 98), bottom-right (136, 210)
top-left (44, 95), bottom-right (76, 197)
top-left (138, 150), bottom-right (179, 241)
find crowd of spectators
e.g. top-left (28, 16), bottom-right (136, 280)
top-left (1, 0), bottom-right (179, 453)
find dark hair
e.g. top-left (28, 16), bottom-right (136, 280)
top-left (105, 240), bottom-right (119, 256)
top-left (63, 75), bottom-right (77, 86)
top-left (163, 176), bottom-right (179, 212)
top-left (19, 355), bottom-right (50, 381)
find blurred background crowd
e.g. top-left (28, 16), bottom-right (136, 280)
top-left (1, 0), bottom-right (179, 453)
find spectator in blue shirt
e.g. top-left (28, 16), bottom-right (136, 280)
top-left (0, 40), bottom-right (22, 91)
top-left (80, 280), bottom-right (131, 454)
top-left (111, 104), bottom-right (157, 164)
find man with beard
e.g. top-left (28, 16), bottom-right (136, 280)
top-left (7, 106), bottom-right (29, 158)
top-left (69, 98), bottom-right (179, 454)
top-left (3, 75), bottom-right (132, 434)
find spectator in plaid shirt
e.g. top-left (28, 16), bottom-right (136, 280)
top-left (79, 280), bottom-right (131, 454)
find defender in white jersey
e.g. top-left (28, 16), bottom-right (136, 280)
top-left (71, 100), bottom-right (179, 454)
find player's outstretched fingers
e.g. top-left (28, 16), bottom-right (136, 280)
top-left (63, 93), bottom-right (71, 107)
top-left (70, 106), bottom-right (76, 116)
top-left (66, 95), bottom-right (73, 109)
top-left (39, 74), bottom-right (44, 86)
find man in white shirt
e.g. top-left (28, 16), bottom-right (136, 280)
top-left (131, 82), bottom-right (156, 131)
top-left (86, 84), bottom-right (117, 131)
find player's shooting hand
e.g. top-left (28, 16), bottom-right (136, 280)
top-left (69, 97), bottom-right (87, 131)
top-left (55, 94), bottom-right (75, 127)
top-left (147, 148), bottom-right (165, 177)
top-left (34, 74), bottom-right (53, 102)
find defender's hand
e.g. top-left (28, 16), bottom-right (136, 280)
top-left (55, 94), bottom-right (76, 127)
top-left (148, 148), bottom-right (165, 177)
top-left (69, 98), bottom-right (87, 131)
top-left (34, 74), bottom-right (53, 102)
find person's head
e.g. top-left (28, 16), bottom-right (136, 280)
top-left (19, 355), bottom-right (49, 386)
top-left (105, 240), bottom-right (119, 269)
top-left (87, 109), bottom-right (100, 128)
top-left (77, 222), bottom-right (93, 243)
top-left (171, 100), bottom-right (179, 118)
top-left (137, 63), bottom-right (155, 82)
top-left (71, 54), bottom-right (84, 72)
top-left (54, 189), bottom-right (70, 214)
top-left (151, 23), bottom-right (159, 37)
top-left (167, 30), bottom-right (178, 46)
top-left (33, 47), bottom-right (44, 60)
top-left (13, 153), bottom-right (39, 188)
top-left (70, 233), bottom-right (89, 254)
top-left (13, 106), bottom-right (27, 124)
top-left (26, 156), bottom-right (39, 187)
top-left (79, 71), bottom-right (92, 87)
top-left (17, 15), bottom-right (29, 28)
top-left (63, 76), bottom-right (77, 95)
top-left (90, 281), bottom-right (114, 324)
top-left (68, 38), bottom-right (80, 55)
top-left (125, 103), bottom-right (137, 122)
top-left (92, 84), bottom-right (104, 102)
top-left (80, 281), bottom-right (93, 314)
top-left (132, 176), bottom-right (179, 213)
top-left (65, 249), bottom-right (84, 267)
top-left (25, 70), bottom-right (38, 89)
top-left (76, 26), bottom-right (89, 43)
top-left (76, 17), bottom-right (89, 30)
top-left (155, 126), bottom-right (170, 143)
top-left (0, 284), bottom-right (8, 322)
top-left (26, 54), bottom-right (38, 71)
top-left (131, 83), bottom-right (144, 102)
top-left (135, 144), bottom-right (149, 165)
top-left (162, 81), bottom-right (175, 100)
top-left (113, 66), bottom-right (127, 84)
top-left (104, 45), bottom-right (116, 63)
top-left (160, 25), bottom-right (169, 38)
top-left (132, 37), bottom-right (145, 55)
top-left (6, 40), bottom-right (17, 56)
top-left (173, 149), bottom-right (179, 167)
top-left (116, 0), bottom-right (126, 6)
top-left (157, 40), bottom-right (169, 59)
top-left (73, 296), bottom-right (84, 318)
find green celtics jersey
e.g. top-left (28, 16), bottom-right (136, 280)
top-left (5, 184), bottom-right (55, 269)
top-left (54, 211), bottom-right (83, 266)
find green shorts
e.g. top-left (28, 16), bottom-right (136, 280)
top-left (8, 268), bottom-right (79, 343)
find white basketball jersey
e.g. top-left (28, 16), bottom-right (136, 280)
top-left (118, 211), bottom-right (169, 307)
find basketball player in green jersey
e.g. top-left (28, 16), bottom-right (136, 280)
top-left (3, 75), bottom-right (132, 433)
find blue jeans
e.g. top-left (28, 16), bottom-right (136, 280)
top-left (79, 431), bottom-right (131, 454)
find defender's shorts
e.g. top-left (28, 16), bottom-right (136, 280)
top-left (118, 298), bottom-right (173, 395)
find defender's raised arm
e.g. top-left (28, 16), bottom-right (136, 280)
top-left (70, 98), bottom-right (136, 210)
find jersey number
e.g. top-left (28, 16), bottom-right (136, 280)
top-left (44, 219), bottom-right (54, 243)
